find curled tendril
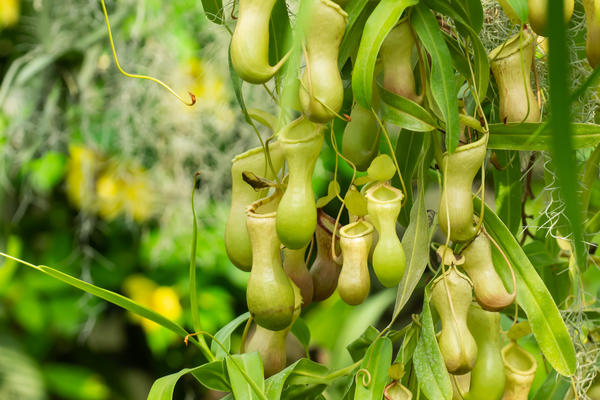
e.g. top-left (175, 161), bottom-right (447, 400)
top-left (355, 368), bottom-right (372, 387)
top-left (100, 0), bottom-right (196, 106)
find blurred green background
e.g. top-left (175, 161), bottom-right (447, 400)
top-left (0, 1), bottom-right (402, 398)
top-left (2, 1), bottom-right (600, 399)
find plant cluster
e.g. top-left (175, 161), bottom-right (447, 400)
top-left (3, 0), bottom-right (600, 399)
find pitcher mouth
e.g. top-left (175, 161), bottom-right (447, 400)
top-left (317, 0), bottom-right (348, 20)
top-left (232, 142), bottom-right (278, 163)
top-left (442, 132), bottom-right (488, 158)
top-left (365, 182), bottom-right (404, 204)
top-left (278, 117), bottom-right (324, 144)
top-left (246, 191), bottom-right (281, 218)
top-left (501, 342), bottom-right (537, 376)
top-left (340, 220), bottom-right (374, 238)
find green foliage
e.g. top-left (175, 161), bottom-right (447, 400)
top-left (2, 0), bottom-right (600, 399)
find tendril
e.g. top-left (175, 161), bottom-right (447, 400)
top-left (100, 0), bottom-right (196, 106)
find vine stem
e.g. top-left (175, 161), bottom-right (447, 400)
top-left (99, 0), bottom-right (196, 106)
top-left (190, 173), bottom-right (202, 334)
top-left (370, 109), bottom-right (408, 207)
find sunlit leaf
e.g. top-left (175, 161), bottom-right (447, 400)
top-left (411, 2), bottom-right (461, 153)
top-left (345, 186), bottom-right (368, 217)
top-left (413, 301), bottom-right (452, 400)
top-left (488, 123), bottom-right (600, 150)
top-left (226, 353), bottom-right (265, 400)
top-left (148, 362), bottom-right (230, 399)
top-left (212, 312), bottom-right (250, 359)
top-left (492, 150), bottom-right (522, 236)
top-left (393, 139), bottom-right (431, 317)
top-left (354, 337), bottom-right (393, 399)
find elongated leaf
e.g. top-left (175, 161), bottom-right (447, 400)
top-left (265, 359), bottom-right (330, 400)
top-left (27, 263), bottom-right (189, 338)
top-left (379, 83), bottom-right (438, 132)
top-left (229, 49), bottom-right (252, 125)
top-left (393, 138), bottom-right (431, 317)
top-left (492, 150), bottom-right (522, 236)
top-left (354, 337), bottom-right (393, 400)
top-left (226, 353), bottom-right (265, 399)
top-left (464, 0), bottom-right (484, 32)
top-left (269, 0), bottom-right (291, 91)
top-left (394, 131), bottom-right (424, 226)
top-left (285, 359), bottom-right (331, 386)
top-left (413, 301), bottom-right (452, 400)
top-left (473, 198), bottom-right (577, 376)
top-left (201, 0), bottom-right (223, 24)
top-left (547, 0), bottom-right (586, 271)
top-left (291, 317), bottom-right (311, 351)
top-left (269, 0), bottom-right (291, 65)
top-left (339, 0), bottom-right (375, 68)
top-left (212, 312), bottom-right (250, 359)
top-left (488, 123), bottom-right (600, 150)
top-left (411, 3), bottom-right (461, 153)
top-left (352, 0), bottom-right (418, 108)
top-left (148, 361), bottom-right (230, 399)
top-left (346, 326), bottom-right (380, 361)
top-left (532, 369), bottom-right (571, 400)
top-left (502, 0), bottom-right (528, 22)
top-left (424, 0), bottom-right (489, 100)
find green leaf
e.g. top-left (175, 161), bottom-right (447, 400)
top-left (473, 198), bottom-right (577, 376)
top-left (411, 2), bottom-right (461, 153)
top-left (265, 359), bottom-right (329, 400)
top-left (269, 0), bottom-right (292, 91)
top-left (464, 0), bottom-right (484, 32)
top-left (393, 139), bottom-right (431, 318)
top-left (339, 0), bottom-right (376, 68)
top-left (148, 362), bottom-right (230, 399)
top-left (532, 369), bottom-right (572, 400)
top-left (285, 359), bottom-right (331, 386)
top-left (346, 325), bottom-right (380, 361)
top-left (413, 301), bottom-right (452, 400)
top-left (201, 0), bottom-right (223, 24)
top-left (547, 1), bottom-right (587, 272)
top-left (352, 0), bottom-right (419, 108)
top-left (379, 83), bottom-right (438, 132)
top-left (367, 154), bottom-right (396, 181)
top-left (226, 353), bottom-right (266, 400)
top-left (492, 150), bottom-right (522, 236)
top-left (345, 186), bottom-right (369, 217)
top-left (354, 337), bottom-right (393, 400)
top-left (488, 123), bottom-right (600, 150)
top-left (394, 130), bottom-right (424, 226)
top-left (424, 0), bottom-right (489, 100)
top-left (316, 180), bottom-right (341, 208)
top-left (291, 317), bottom-right (311, 350)
top-left (212, 312), bottom-right (251, 359)
top-left (500, 0), bottom-right (528, 23)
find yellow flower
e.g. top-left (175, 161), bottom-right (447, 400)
top-left (0, 0), bottom-right (20, 28)
top-left (123, 275), bottom-right (182, 333)
top-left (185, 58), bottom-right (226, 107)
top-left (65, 145), bottom-right (103, 211)
top-left (96, 171), bottom-right (124, 221)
